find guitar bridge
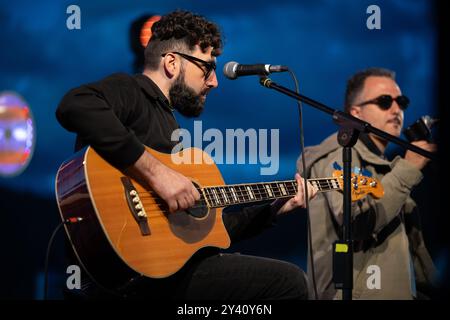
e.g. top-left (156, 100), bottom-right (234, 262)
top-left (121, 177), bottom-right (151, 236)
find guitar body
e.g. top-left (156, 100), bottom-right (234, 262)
top-left (55, 146), bottom-right (230, 290)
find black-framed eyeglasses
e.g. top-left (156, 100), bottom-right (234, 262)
top-left (356, 94), bottom-right (410, 111)
top-left (161, 51), bottom-right (216, 80)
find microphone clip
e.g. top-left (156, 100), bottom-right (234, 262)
top-left (259, 76), bottom-right (273, 88)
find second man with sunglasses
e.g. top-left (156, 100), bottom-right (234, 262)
top-left (298, 67), bottom-right (437, 299)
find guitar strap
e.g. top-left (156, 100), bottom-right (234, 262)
top-left (353, 212), bottom-right (402, 253)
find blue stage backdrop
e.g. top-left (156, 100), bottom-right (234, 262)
top-left (0, 0), bottom-right (445, 299)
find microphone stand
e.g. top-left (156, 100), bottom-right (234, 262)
top-left (259, 76), bottom-right (436, 300)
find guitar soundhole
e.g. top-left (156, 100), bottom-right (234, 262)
top-left (186, 181), bottom-right (208, 219)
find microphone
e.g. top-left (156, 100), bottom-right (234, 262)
top-left (223, 61), bottom-right (288, 80)
top-left (403, 115), bottom-right (439, 142)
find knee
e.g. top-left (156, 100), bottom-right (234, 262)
top-left (277, 263), bottom-right (309, 300)
top-left (292, 266), bottom-right (309, 300)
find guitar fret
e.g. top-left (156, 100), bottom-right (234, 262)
top-left (207, 188), bottom-right (215, 206)
top-left (207, 188), bottom-right (213, 206)
top-left (288, 181), bottom-right (297, 195)
top-left (227, 189), bottom-right (233, 202)
top-left (230, 187), bottom-right (238, 202)
top-left (315, 179), bottom-right (327, 191)
top-left (271, 183), bottom-right (281, 197)
top-left (216, 187), bottom-right (225, 205)
top-left (211, 188), bottom-right (220, 206)
top-left (236, 185), bottom-right (245, 202)
top-left (241, 187), bottom-right (246, 201)
top-left (226, 188), bottom-right (233, 202)
top-left (246, 186), bottom-right (255, 200)
top-left (258, 184), bottom-right (266, 198)
top-left (243, 185), bottom-right (251, 201)
top-left (311, 180), bottom-right (320, 191)
top-left (259, 184), bottom-right (268, 199)
top-left (278, 183), bottom-right (287, 196)
top-left (284, 183), bottom-right (292, 193)
top-left (262, 185), bottom-right (271, 200)
top-left (252, 184), bottom-right (262, 200)
top-left (254, 185), bottom-right (262, 200)
top-left (205, 188), bottom-right (213, 205)
top-left (309, 178), bottom-right (341, 191)
top-left (331, 178), bottom-right (338, 189)
top-left (268, 184), bottom-right (277, 198)
top-left (265, 184), bottom-right (273, 197)
top-left (220, 187), bottom-right (229, 204)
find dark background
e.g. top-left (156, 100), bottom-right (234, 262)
top-left (0, 0), bottom-right (448, 300)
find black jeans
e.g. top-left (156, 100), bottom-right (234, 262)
top-left (66, 252), bottom-right (308, 300)
top-left (173, 253), bottom-right (309, 300)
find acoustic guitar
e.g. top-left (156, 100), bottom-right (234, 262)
top-left (55, 146), bottom-right (383, 291)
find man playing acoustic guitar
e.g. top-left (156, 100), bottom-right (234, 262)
top-left (56, 10), bottom-right (318, 300)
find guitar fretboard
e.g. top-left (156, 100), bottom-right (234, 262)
top-left (202, 177), bottom-right (340, 208)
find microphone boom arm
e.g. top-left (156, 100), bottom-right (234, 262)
top-left (259, 77), bottom-right (436, 160)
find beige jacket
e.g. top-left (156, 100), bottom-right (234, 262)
top-left (298, 133), bottom-right (436, 299)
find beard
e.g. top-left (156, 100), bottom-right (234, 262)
top-left (169, 71), bottom-right (206, 118)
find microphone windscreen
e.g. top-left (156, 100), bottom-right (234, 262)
top-left (223, 61), bottom-right (239, 79)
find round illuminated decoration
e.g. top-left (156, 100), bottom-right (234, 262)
top-left (0, 92), bottom-right (35, 177)
top-left (139, 15), bottom-right (161, 47)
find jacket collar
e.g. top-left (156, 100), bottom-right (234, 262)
top-left (302, 132), bottom-right (391, 173)
top-left (358, 132), bottom-right (385, 159)
top-left (354, 135), bottom-right (391, 166)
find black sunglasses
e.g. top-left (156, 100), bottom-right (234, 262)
top-left (356, 94), bottom-right (410, 111)
top-left (161, 52), bottom-right (216, 80)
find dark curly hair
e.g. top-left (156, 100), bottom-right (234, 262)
top-left (144, 10), bottom-right (223, 70)
top-left (344, 67), bottom-right (396, 113)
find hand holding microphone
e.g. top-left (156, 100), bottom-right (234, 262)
top-left (403, 115), bottom-right (438, 142)
top-left (403, 115), bottom-right (438, 170)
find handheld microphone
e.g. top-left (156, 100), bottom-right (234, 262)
top-left (403, 115), bottom-right (439, 142)
top-left (223, 61), bottom-right (288, 80)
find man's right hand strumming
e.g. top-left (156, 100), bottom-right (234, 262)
top-left (127, 150), bottom-right (200, 213)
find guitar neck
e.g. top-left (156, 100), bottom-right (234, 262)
top-left (201, 177), bottom-right (340, 208)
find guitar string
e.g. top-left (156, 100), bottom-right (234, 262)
top-left (139, 184), bottom-right (299, 208)
top-left (140, 191), bottom-right (374, 211)
top-left (138, 182), bottom-right (317, 214)
top-left (139, 180), bottom-right (376, 206)
top-left (135, 183), bottom-right (299, 206)
top-left (138, 181), bottom-right (375, 201)
top-left (138, 181), bottom-right (375, 204)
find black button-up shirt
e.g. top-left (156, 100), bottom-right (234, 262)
top-left (57, 73), bottom-right (179, 169)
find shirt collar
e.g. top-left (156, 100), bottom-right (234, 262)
top-left (134, 74), bottom-right (174, 112)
